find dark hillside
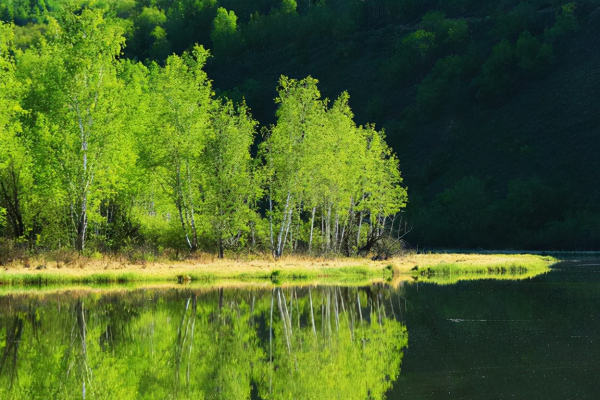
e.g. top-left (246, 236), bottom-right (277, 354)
top-left (400, 20), bottom-right (600, 199)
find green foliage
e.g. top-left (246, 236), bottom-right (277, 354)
top-left (413, 177), bottom-right (491, 248)
top-left (18, 9), bottom-right (131, 250)
top-left (473, 39), bottom-right (517, 101)
top-left (381, 29), bottom-right (437, 84)
top-left (211, 6), bottom-right (240, 58)
top-left (12, 23), bottom-right (46, 49)
top-left (1, 0), bottom-right (596, 252)
top-left (0, 8), bottom-right (408, 258)
top-left (516, 31), bottom-right (553, 74)
top-left (416, 55), bottom-right (465, 116)
top-left (280, 0), bottom-right (297, 14)
top-left (473, 30), bottom-right (555, 102)
top-left (407, 175), bottom-right (599, 250)
top-left (0, 207), bottom-right (6, 231)
top-left (0, 21), bottom-right (31, 241)
top-left (421, 11), bottom-right (470, 53)
top-left (142, 45), bottom-right (213, 252)
top-left (545, 2), bottom-right (578, 42)
top-left (402, 29), bottom-right (436, 64)
top-left (198, 100), bottom-right (258, 256)
top-left (262, 76), bottom-right (406, 257)
top-left (492, 2), bottom-right (541, 41)
top-left (130, 6), bottom-right (170, 60)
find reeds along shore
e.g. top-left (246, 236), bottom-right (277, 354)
top-left (0, 253), bottom-right (557, 287)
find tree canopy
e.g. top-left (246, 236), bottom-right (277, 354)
top-left (0, 11), bottom-right (407, 259)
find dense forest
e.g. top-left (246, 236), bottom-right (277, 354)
top-left (0, 5), bottom-right (406, 261)
top-left (1, 0), bottom-right (599, 255)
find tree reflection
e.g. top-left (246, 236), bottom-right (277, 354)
top-left (259, 287), bottom-right (407, 400)
top-left (0, 286), bottom-right (407, 399)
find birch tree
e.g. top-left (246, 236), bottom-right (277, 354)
top-left (198, 100), bottom-right (258, 258)
top-left (25, 11), bottom-right (130, 251)
top-left (261, 76), bottom-right (326, 257)
top-left (0, 22), bottom-right (30, 240)
top-left (262, 75), bottom-right (407, 257)
top-left (145, 46), bottom-right (213, 251)
top-left (354, 125), bottom-right (407, 253)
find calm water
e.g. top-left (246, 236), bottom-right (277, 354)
top-left (0, 259), bottom-right (598, 399)
top-left (393, 258), bottom-right (600, 400)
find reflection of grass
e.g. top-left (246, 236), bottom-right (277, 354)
top-left (0, 280), bottom-right (387, 296)
top-left (0, 265), bottom-right (392, 289)
top-left (0, 272), bottom-right (156, 286)
top-left (187, 265), bottom-right (389, 285)
top-left (409, 255), bottom-right (556, 285)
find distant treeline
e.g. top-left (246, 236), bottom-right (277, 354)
top-left (0, 10), bottom-right (406, 260)
top-left (1, 0), bottom-right (582, 108)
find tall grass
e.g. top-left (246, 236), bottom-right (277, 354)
top-left (412, 256), bottom-right (556, 285)
top-left (0, 265), bottom-right (391, 288)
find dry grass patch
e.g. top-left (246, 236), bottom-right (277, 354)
top-left (0, 252), bottom-right (556, 288)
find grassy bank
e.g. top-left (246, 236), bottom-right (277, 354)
top-left (0, 253), bottom-right (557, 288)
top-left (402, 253), bottom-right (557, 285)
top-left (0, 257), bottom-right (393, 287)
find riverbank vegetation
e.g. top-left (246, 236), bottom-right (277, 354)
top-left (0, 253), bottom-right (556, 287)
top-left (0, 8), bottom-right (407, 262)
top-left (408, 253), bottom-right (556, 285)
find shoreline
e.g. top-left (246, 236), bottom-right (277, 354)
top-left (0, 253), bottom-right (557, 288)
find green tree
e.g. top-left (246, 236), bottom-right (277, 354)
top-left (211, 7), bottom-right (240, 58)
top-left (401, 29), bottom-right (436, 77)
top-left (263, 76), bottom-right (407, 256)
top-left (354, 124), bottom-right (407, 254)
top-left (0, 22), bottom-right (30, 240)
top-left (421, 11), bottom-right (469, 54)
top-left (18, 10), bottom-right (131, 251)
top-left (261, 76), bottom-right (326, 257)
top-left (131, 6), bottom-right (171, 61)
top-left (516, 31), bottom-right (553, 75)
top-left (281, 0), bottom-right (297, 14)
top-left (143, 46), bottom-right (213, 252)
top-left (545, 2), bottom-right (578, 43)
top-left (416, 55), bottom-right (465, 117)
top-left (198, 100), bottom-right (258, 258)
top-left (492, 2), bottom-right (540, 41)
top-left (472, 39), bottom-right (516, 102)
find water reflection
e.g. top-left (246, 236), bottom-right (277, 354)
top-left (0, 285), bottom-right (407, 399)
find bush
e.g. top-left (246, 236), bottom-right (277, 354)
top-left (545, 2), bottom-right (578, 43)
top-left (416, 55), bottom-right (465, 117)
top-left (472, 40), bottom-right (517, 102)
top-left (492, 2), bottom-right (541, 41)
top-left (516, 31), bottom-right (553, 75)
top-left (421, 11), bottom-right (470, 54)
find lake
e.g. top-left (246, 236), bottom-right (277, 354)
top-left (0, 258), bottom-right (598, 399)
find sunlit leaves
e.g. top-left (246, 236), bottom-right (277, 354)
top-left (263, 76), bottom-right (406, 256)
